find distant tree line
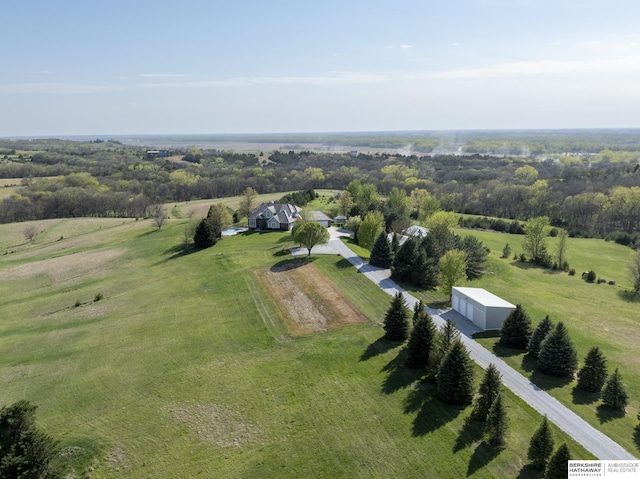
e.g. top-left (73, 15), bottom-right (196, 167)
top-left (2, 139), bottom-right (640, 241)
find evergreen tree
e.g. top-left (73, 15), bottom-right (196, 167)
top-left (528, 315), bottom-right (554, 358)
top-left (484, 394), bottom-right (508, 446)
top-left (528, 415), bottom-right (555, 470)
top-left (437, 340), bottom-right (475, 404)
top-left (391, 238), bottom-right (431, 288)
top-left (0, 401), bottom-right (61, 479)
top-left (193, 218), bottom-right (217, 248)
top-left (544, 443), bottom-right (571, 479)
top-left (471, 363), bottom-right (502, 421)
top-left (412, 300), bottom-right (425, 326)
top-left (390, 232), bottom-right (400, 254)
top-left (431, 319), bottom-right (461, 373)
top-left (406, 311), bottom-right (437, 369)
top-left (538, 322), bottom-right (578, 377)
top-left (576, 346), bottom-right (608, 393)
top-left (369, 231), bottom-right (392, 268)
top-left (502, 243), bottom-right (511, 258)
top-left (601, 368), bottom-right (629, 411)
top-left (383, 292), bottom-right (410, 341)
top-left (499, 304), bottom-right (533, 350)
top-left (458, 235), bottom-right (489, 279)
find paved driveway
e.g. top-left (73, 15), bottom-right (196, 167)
top-left (327, 237), bottom-right (636, 460)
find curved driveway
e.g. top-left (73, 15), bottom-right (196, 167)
top-left (326, 233), bottom-right (636, 461)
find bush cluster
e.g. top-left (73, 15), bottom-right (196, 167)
top-left (459, 216), bottom-right (525, 234)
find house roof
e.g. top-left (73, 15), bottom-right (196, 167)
top-left (452, 287), bottom-right (515, 309)
top-left (249, 202), bottom-right (300, 224)
top-left (404, 225), bottom-right (429, 237)
top-left (308, 210), bottom-right (332, 222)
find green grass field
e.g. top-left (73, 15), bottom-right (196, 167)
top-left (457, 228), bottom-right (640, 453)
top-left (0, 216), bottom-right (595, 478)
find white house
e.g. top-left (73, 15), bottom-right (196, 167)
top-left (451, 287), bottom-right (515, 331)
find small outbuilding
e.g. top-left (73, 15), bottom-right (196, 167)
top-left (451, 287), bottom-right (515, 331)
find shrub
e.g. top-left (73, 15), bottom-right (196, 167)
top-left (568, 268), bottom-right (576, 276)
top-left (94, 293), bottom-right (104, 302)
top-left (586, 270), bottom-right (596, 282)
top-left (74, 299), bottom-right (82, 307)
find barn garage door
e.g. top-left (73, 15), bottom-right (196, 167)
top-left (453, 295), bottom-right (459, 312)
top-left (466, 302), bottom-right (474, 322)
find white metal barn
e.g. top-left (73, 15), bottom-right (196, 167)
top-left (451, 287), bottom-right (516, 331)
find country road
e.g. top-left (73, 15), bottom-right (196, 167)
top-left (323, 235), bottom-right (637, 461)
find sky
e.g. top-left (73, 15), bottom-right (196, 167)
top-left (2, 0), bottom-right (640, 136)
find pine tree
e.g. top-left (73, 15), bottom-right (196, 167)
top-left (484, 394), bottom-right (508, 446)
top-left (369, 231), bottom-right (392, 268)
top-left (406, 311), bottom-right (437, 369)
top-left (538, 322), bottom-right (578, 377)
top-left (193, 218), bottom-right (217, 248)
top-left (471, 363), bottom-right (502, 421)
top-left (412, 300), bottom-right (425, 326)
top-left (436, 340), bottom-right (475, 404)
top-left (576, 346), bottom-right (608, 393)
top-left (528, 315), bottom-right (554, 358)
top-left (383, 292), bottom-right (410, 341)
top-left (601, 368), bottom-right (628, 411)
top-left (528, 415), bottom-right (555, 470)
top-left (391, 232), bottom-right (400, 254)
top-left (431, 319), bottom-right (461, 373)
top-left (499, 304), bottom-right (533, 350)
top-left (544, 443), bottom-right (571, 479)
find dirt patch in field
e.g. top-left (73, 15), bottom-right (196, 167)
top-left (105, 446), bottom-right (129, 473)
top-left (1, 249), bottom-right (125, 285)
top-left (165, 403), bottom-right (260, 447)
top-left (254, 261), bottom-right (367, 336)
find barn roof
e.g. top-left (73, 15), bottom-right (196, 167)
top-left (452, 287), bottom-right (515, 309)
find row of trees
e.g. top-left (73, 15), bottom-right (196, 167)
top-left (3, 139), bottom-right (640, 241)
top-left (500, 306), bottom-right (629, 411)
top-left (382, 294), bottom-right (572, 477)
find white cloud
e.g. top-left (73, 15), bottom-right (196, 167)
top-left (399, 45), bottom-right (412, 49)
top-left (0, 83), bottom-right (126, 94)
top-left (416, 56), bottom-right (640, 79)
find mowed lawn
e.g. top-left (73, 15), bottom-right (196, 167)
top-left (1, 218), bottom-right (592, 478)
top-left (458, 228), bottom-right (640, 454)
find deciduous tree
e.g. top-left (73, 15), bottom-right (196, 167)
top-left (237, 186), bottom-right (257, 219)
top-left (338, 190), bottom-right (355, 216)
top-left (538, 322), bottom-right (578, 377)
top-left (206, 203), bottom-right (232, 238)
top-left (439, 249), bottom-right (468, 302)
top-left (576, 346), bottom-right (608, 393)
top-left (523, 216), bottom-right (550, 264)
top-left (383, 292), bottom-right (410, 341)
top-left (554, 228), bottom-right (569, 269)
top-left (293, 222), bottom-right (329, 256)
top-left (436, 340), bottom-right (475, 404)
top-left (499, 304), bottom-right (533, 350)
top-left (356, 210), bottom-right (385, 251)
top-left (628, 249), bottom-right (640, 294)
top-left (528, 415), bottom-right (555, 470)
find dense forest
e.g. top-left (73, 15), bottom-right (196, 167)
top-left (1, 133), bottom-right (639, 241)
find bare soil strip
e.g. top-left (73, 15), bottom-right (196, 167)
top-left (254, 261), bottom-right (367, 336)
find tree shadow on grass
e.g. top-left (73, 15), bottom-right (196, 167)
top-left (527, 369), bottom-right (574, 391)
top-left (521, 354), bottom-right (538, 373)
top-left (154, 244), bottom-right (199, 265)
top-left (515, 464), bottom-right (544, 479)
top-left (381, 348), bottom-right (423, 395)
top-left (404, 381), bottom-right (467, 437)
top-left (492, 341), bottom-right (526, 358)
top-left (453, 416), bottom-right (485, 453)
top-left (335, 258), bottom-right (354, 269)
top-left (617, 290), bottom-right (640, 303)
top-left (596, 405), bottom-right (626, 424)
top-left (633, 426), bottom-right (640, 452)
top-left (270, 257), bottom-right (315, 271)
top-left (359, 336), bottom-right (399, 362)
top-left (466, 441), bottom-right (504, 476)
top-left (571, 386), bottom-right (600, 405)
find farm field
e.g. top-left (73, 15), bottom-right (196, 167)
top-left (458, 228), bottom-right (640, 454)
top-left (0, 214), bottom-right (593, 478)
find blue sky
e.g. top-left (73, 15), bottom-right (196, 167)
top-left (2, 0), bottom-right (640, 136)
